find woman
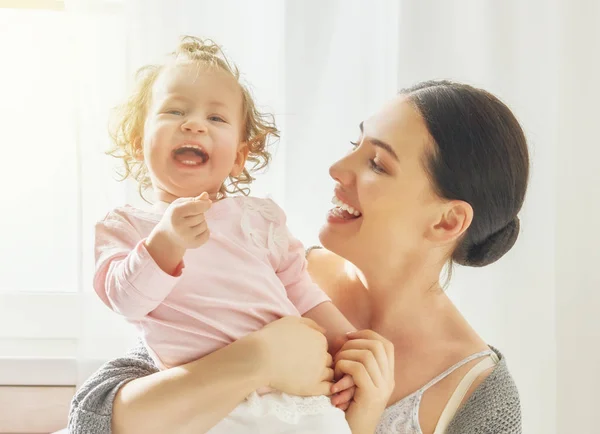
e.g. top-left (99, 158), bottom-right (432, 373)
top-left (69, 80), bottom-right (527, 434)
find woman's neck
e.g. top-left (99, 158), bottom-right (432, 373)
top-left (348, 257), bottom-right (452, 341)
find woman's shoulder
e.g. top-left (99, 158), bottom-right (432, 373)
top-left (306, 246), bottom-right (344, 269)
top-left (306, 247), bottom-right (346, 285)
top-left (446, 347), bottom-right (521, 434)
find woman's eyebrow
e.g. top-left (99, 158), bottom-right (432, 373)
top-left (359, 121), bottom-right (399, 161)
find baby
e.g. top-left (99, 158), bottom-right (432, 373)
top-left (94, 36), bottom-right (354, 433)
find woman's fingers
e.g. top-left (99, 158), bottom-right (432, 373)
top-left (346, 330), bottom-right (393, 352)
top-left (346, 330), bottom-right (395, 372)
top-left (335, 359), bottom-right (371, 390)
top-left (335, 349), bottom-right (383, 387)
top-left (336, 338), bottom-right (389, 378)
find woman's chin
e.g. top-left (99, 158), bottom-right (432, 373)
top-left (318, 222), bottom-right (354, 254)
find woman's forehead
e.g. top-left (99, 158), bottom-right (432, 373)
top-left (363, 95), bottom-right (432, 158)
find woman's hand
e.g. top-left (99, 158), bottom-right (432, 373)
top-left (253, 316), bottom-right (334, 397)
top-left (333, 330), bottom-right (395, 434)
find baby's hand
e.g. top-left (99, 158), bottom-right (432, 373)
top-left (326, 334), bottom-right (356, 410)
top-left (159, 192), bottom-right (212, 249)
top-left (330, 373), bottom-right (356, 411)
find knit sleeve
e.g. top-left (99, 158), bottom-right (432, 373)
top-left (68, 342), bottom-right (159, 434)
top-left (446, 357), bottom-right (522, 434)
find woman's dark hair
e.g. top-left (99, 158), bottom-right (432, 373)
top-left (402, 80), bottom-right (529, 267)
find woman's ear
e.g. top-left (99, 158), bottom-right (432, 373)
top-left (230, 142), bottom-right (249, 177)
top-left (427, 200), bottom-right (473, 244)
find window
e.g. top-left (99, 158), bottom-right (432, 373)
top-left (0, 7), bottom-right (78, 294)
top-left (0, 0), bottom-right (125, 347)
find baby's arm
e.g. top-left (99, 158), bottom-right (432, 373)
top-left (268, 199), bottom-right (355, 351)
top-left (95, 196), bottom-right (211, 320)
top-left (266, 199), bottom-right (357, 406)
top-left (303, 301), bottom-right (355, 355)
top-left (276, 233), bottom-right (353, 352)
top-left (304, 302), bottom-right (357, 410)
top-left (94, 212), bottom-right (182, 320)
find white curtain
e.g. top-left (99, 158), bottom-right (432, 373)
top-left (554, 2), bottom-right (600, 433)
top-left (71, 0), bottom-right (400, 372)
top-left (393, 2), bottom-right (559, 434)
top-left (68, 1), bottom-right (599, 433)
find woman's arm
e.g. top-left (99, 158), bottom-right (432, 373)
top-left (69, 317), bottom-right (334, 434)
top-left (68, 337), bottom-right (262, 434)
top-left (69, 342), bottom-right (155, 434)
top-left (112, 334), bottom-right (263, 434)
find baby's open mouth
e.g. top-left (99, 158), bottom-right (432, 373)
top-left (173, 144), bottom-right (209, 166)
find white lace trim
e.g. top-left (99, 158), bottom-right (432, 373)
top-left (240, 198), bottom-right (288, 257)
top-left (245, 392), bottom-right (336, 424)
top-left (375, 393), bottom-right (422, 434)
top-left (375, 349), bottom-right (496, 434)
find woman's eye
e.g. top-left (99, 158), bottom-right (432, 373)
top-left (369, 158), bottom-right (386, 174)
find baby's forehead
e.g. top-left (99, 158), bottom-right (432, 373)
top-left (163, 60), bottom-right (237, 85)
top-left (152, 62), bottom-right (243, 103)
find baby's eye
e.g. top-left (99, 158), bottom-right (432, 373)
top-left (166, 109), bottom-right (184, 116)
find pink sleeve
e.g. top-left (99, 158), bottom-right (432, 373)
top-left (94, 211), bottom-right (183, 320)
top-left (270, 201), bottom-right (331, 314)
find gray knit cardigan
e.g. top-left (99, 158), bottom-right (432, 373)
top-left (68, 343), bottom-right (521, 433)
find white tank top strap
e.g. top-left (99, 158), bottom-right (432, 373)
top-left (432, 354), bottom-right (498, 434)
top-left (419, 348), bottom-right (495, 393)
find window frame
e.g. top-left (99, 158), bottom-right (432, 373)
top-left (0, 0), bottom-right (123, 353)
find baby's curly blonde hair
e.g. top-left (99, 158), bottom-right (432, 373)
top-left (107, 36), bottom-right (279, 199)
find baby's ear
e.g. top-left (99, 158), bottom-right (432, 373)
top-left (133, 138), bottom-right (144, 161)
top-left (230, 142), bottom-right (249, 177)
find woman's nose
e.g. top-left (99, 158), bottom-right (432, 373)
top-left (329, 152), bottom-right (355, 187)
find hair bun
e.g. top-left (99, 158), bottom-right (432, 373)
top-left (456, 217), bottom-right (520, 267)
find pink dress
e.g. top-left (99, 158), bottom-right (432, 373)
top-left (94, 196), bottom-right (331, 369)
